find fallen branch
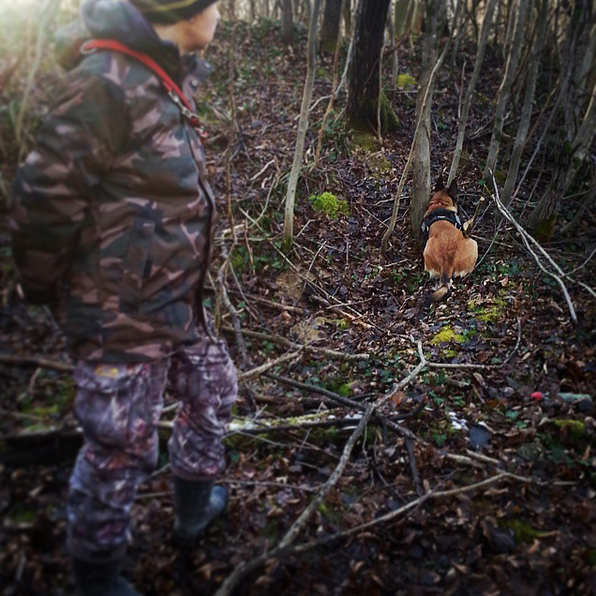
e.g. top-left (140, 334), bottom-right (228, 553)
top-left (249, 158), bottom-right (276, 183)
top-left (221, 326), bottom-right (370, 361)
top-left (159, 410), bottom-right (357, 435)
top-left (0, 325), bottom-right (365, 380)
top-left (269, 372), bottom-right (423, 444)
top-left (231, 292), bottom-right (305, 314)
top-left (215, 270), bottom-right (249, 367)
top-left (217, 470), bottom-right (536, 594)
top-left (265, 372), bottom-right (363, 404)
top-left (406, 437), bottom-right (424, 496)
top-left (279, 405), bottom-right (375, 547)
top-left (377, 340), bottom-right (427, 407)
top-left (237, 349), bottom-right (303, 382)
top-left (0, 353), bottom-right (74, 373)
top-left (444, 451), bottom-right (577, 487)
top-left (307, 294), bottom-right (373, 329)
top-left (290, 472), bottom-right (523, 553)
top-left (213, 405), bottom-right (375, 596)
top-left (225, 415), bottom-right (364, 436)
top-left (490, 174), bottom-right (580, 324)
top-left (222, 479), bottom-right (318, 494)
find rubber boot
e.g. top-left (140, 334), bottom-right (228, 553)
top-left (173, 478), bottom-right (228, 546)
top-left (72, 558), bottom-right (142, 596)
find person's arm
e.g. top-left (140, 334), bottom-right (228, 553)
top-left (9, 70), bottom-right (129, 304)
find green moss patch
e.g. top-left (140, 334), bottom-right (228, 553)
top-left (351, 131), bottom-right (381, 152)
top-left (309, 192), bottom-right (350, 218)
top-left (553, 419), bottom-right (587, 443)
top-left (499, 518), bottom-right (554, 544)
top-left (469, 294), bottom-right (508, 324)
top-left (396, 73), bottom-right (416, 88)
top-left (430, 326), bottom-right (465, 345)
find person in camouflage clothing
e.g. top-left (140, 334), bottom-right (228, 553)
top-left (9, 1), bottom-right (237, 595)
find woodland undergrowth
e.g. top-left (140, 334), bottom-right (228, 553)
top-left (0, 15), bottom-right (595, 596)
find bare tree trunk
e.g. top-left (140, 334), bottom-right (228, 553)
top-left (394, 0), bottom-right (409, 38)
top-left (501, 0), bottom-right (549, 207)
top-left (525, 163), bottom-right (566, 242)
top-left (282, 0), bottom-right (322, 250)
top-left (396, 0), bottom-right (425, 38)
top-left (315, 38), bottom-right (342, 164)
top-left (343, 0), bottom-right (352, 37)
top-left (345, 0), bottom-right (395, 133)
top-left (524, 2), bottom-right (588, 235)
top-left (381, 0), bottom-right (462, 252)
top-left (281, 0), bottom-right (294, 44)
top-left (447, 0), bottom-right (497, 185)
top-left (321, 0), bottom-right (343, 52)
top-left (503, 0), bottom-right (516, 54)
top-left (573, 19), bottom-right (596, 123)
top-left (410, 0), bottom-right (445, 235)
top-left (334, 30), bottom-right (353, 99)
top-left (462, 0), bottom-right (481, 43)
top-left (492, 0), bottom-right (502, 46)
top-left (410, 0), bottom-right (424, 35)
top-left (388, 0), bottom-right (399, 88)
top-left (484, 0), bottom-right (529, 179)
top-left (560, 181), bottom-right (596, 235)
top-left (303, 0), bottom-right (312, 26)
top-left (562, 77), bottom-right (596, 191)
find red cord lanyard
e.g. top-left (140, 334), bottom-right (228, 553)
top-left (81, 39), bottom-right (206, 139)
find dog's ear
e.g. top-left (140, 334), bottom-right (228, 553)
top-left (434, 172), bottom-right (446, 192)
top-left (447, 179), bottom-right (458, 200)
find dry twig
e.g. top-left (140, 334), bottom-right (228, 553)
top-left (214, 405), bottom-right (375, 596)
top-left (0, 353), bottom-right (74, 373)
top-left (222, 326), bottom-right (369, 362)
top-left (377, 340), bottom-right (427, 407)
top-left (237, 349), bottom-right (303, 382)
top-left (490, 173), bottom-right (584, 324)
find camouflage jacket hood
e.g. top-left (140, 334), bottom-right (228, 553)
top-left (10, 0), bottom-right (217, 363)
top-left (57, 0), bottom-right (213, 85)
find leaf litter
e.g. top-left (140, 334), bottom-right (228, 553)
top-left (0, 20), bottom-right (595, 596)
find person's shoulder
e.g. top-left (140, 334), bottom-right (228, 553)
top-left (73, 50), bottom-right (157, 96)
top-left (46, 57), bottom-right (131, 121)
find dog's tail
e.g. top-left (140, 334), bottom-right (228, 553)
top-left (430, 272), bottom-right (452, 302)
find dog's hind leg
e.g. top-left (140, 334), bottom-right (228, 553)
top-left (430, 271), bottom-right (452, 302)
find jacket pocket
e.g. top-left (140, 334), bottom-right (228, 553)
top-left (120, 216), bottom-right (155, 311)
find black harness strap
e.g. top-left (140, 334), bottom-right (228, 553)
top-left (420, 207), bottom-right (463, 236)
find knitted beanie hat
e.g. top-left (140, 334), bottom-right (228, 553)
top-left (130, 0), bottom-right (218, 24)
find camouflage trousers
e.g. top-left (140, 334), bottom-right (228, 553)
top-left (66, 333), bottom-right (237, 562)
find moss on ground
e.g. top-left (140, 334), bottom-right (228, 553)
top-left (430, 326), bottom-right (465, 345)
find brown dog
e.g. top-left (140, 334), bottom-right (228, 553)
top-left (421, 174), bottom-right (478, 302)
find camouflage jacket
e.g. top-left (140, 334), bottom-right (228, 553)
top-left (10, 0), bottom-right (217, 363)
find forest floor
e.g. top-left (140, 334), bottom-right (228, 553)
top-left (1, 20), bottom-right (595, 596)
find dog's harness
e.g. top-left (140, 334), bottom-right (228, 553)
top-left (420, 208), bottom-right (463, 236)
